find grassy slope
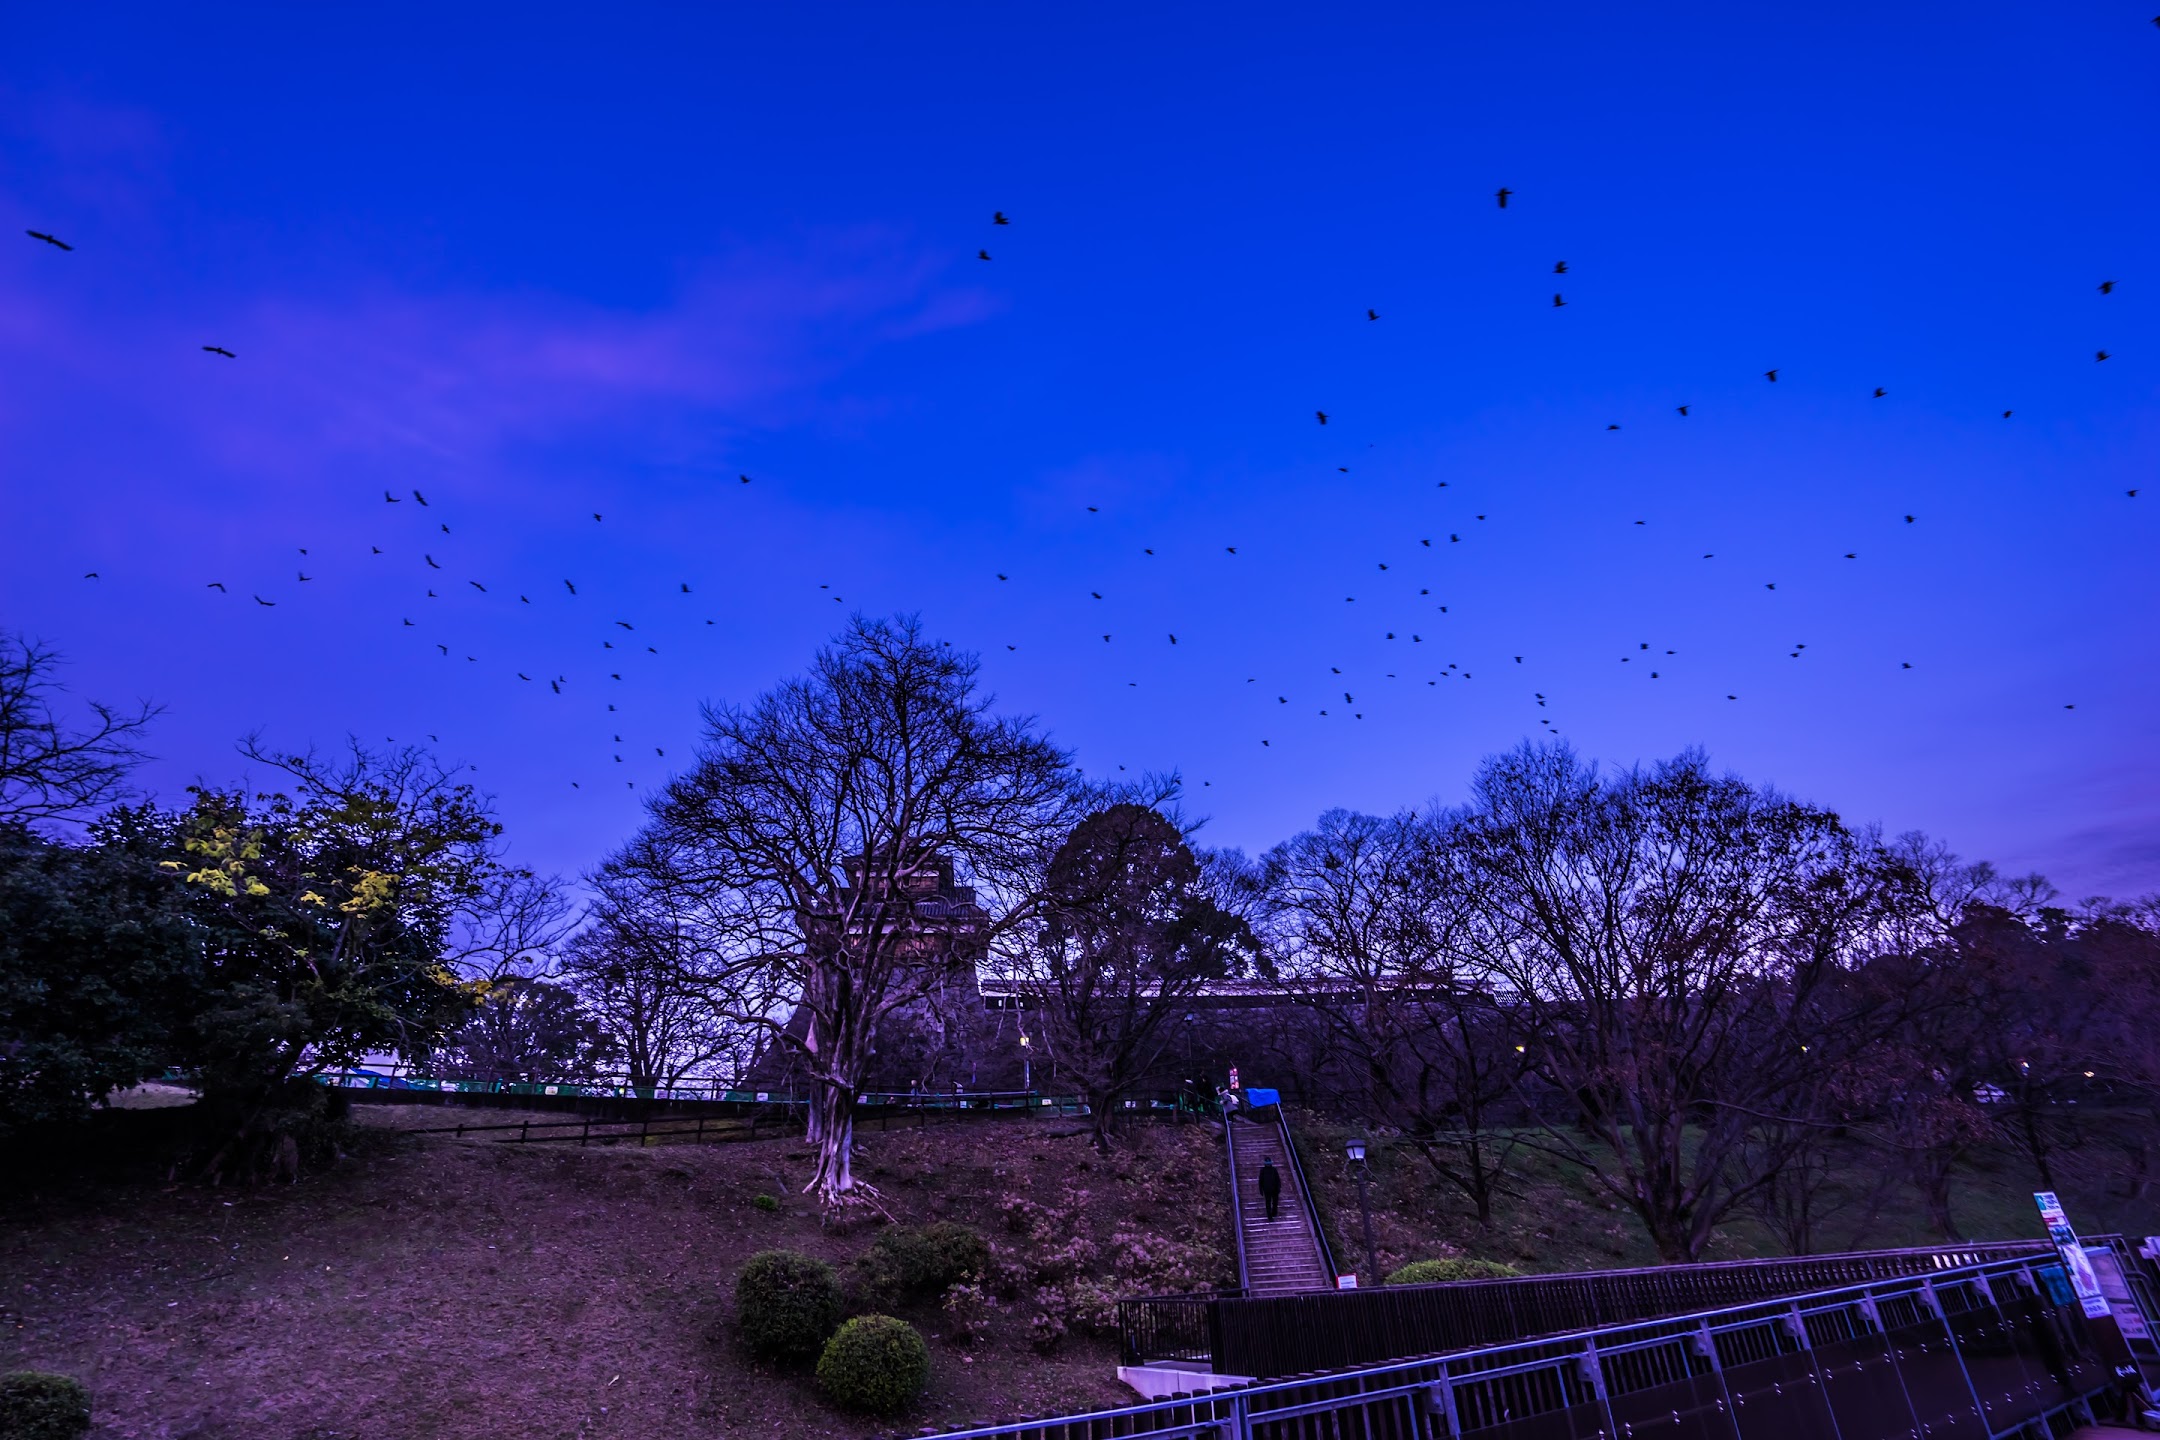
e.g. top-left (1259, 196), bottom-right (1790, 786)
top-left (6, 1104), bottom-right (2154, 1440)
top-left (1285, 1109), bottom-right (2160, 1276)
top-left (0, 1109), bottom-right (1229, 1440)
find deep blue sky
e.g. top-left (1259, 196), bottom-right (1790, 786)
top-left (3, 4), bottom-right (2155, 897)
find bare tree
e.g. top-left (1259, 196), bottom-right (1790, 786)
top-left (1262, 809), bottom-right (1530, 1224)
top-left (0, 633), bottom-right (160, 828)
top-left (1008, 801), bottom-right (1257, 1148)
top-left (649, 616), bottom-right (1072, 1206)
top-left (1262, 810), bottom-right (1443, 1117)
top-left (562, 834), bottom-right (770, 1090)
top-left (1446, 744), bottom-right (1903, 1262)
top-left (449, 867), bottom-right (577, 982)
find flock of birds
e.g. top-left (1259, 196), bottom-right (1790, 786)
top-left (19, 167), bottom-right (2147, 794)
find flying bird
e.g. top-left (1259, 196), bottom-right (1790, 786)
top-left (297, 571), bottom-right (312, 582)
top-left (680, 583), bottom-right (691, 593)
top-left (1315, 410), bottom-right (1328, 424)
top-left (384, 490), bottom-right (401, 503)
top-left (1225, 546), bottom-right (1237, 555)
top-left (1495, 187), bottom-right (1512, 208)
top-left (1904, 515), bottom-right (1915, 523)
top-left (1553, 294), bottom-right (1567, 308)
top-left (207, 582), bottom-right (226, 592)
top-left (993, 211), bottom-right (1009, 225)
top-left (2099, 280), bottom-right (2115, 294)
top-left (1765, 369), bottom-right (1779, 382)
top-left (564, 580), bottom-right (577, 594)
top-left (437, 644), bottom-right (448, 656)
top-left (1676, 405), bottom-right (1689, 416)
top-left (469, 581), bottom-right (486, 592)
top-left (1553, 261), bottom-right (1568, 274)
top-left (83, 572), bottom-right (98, 579)
top-left (518, 673), bottom-right (531, 681)
top-left (977, 249), bottom-right (991, 261)
top-left (426, 555), bottom-right (441, 568)
top-left (616, 620), bottom-right (634, 630)
top-left (1872, 388), bottom-right (1887, 398)
top-left (203, 345), bottom-right (235, 358)
top-left (25, 229), bottom-right (72, 250)
top-left (2096, 350), bottom-right (2111, 362)
top-left (593, 512), bottom-right (602, 521)
top-left (255, 595), bottom-right (275, 607)
top-left (414, 489), bottom-right (429, 505)
top-left (1366, 308), bottom-right (1379, 321)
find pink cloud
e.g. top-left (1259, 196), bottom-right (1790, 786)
top-left (0, 226), bottom-right (997, 496)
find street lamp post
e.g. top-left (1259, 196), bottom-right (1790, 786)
top-left (1346, 1136), bottom-right (1380, 1286)
top-left (1018, 1032), bottom-right (1031, 1092)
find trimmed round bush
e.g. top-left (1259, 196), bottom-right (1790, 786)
top-left (0, 1372), bottom-right (91, 1440)
top-left (737, 1250), bottom-right (844, 1362)
top-left (1385, 1258), bottom-right (1521, 1286)
top-left (816, 1315), bottom-right (930, 1415)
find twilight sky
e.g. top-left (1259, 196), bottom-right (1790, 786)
top-left (3, 4), bottom-right (2155, 899)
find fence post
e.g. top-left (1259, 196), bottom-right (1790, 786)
top-left (1924, 1281), bottom-right (1991, 1427)
top-left (520, 1120), bottom-right (529, 1143)
top-left (1578, 1340), bottom-right (1618, 1440)
top-left (581, 1117), bottom-right (590, 1147)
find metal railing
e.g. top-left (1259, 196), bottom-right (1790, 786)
top-left (1224, 1106), bottom-right (1251, 1293)
top-left (923, 1253), bottom-right (2121, 1440)
top-left (1125, 1237), bottom-right (2063, 1377)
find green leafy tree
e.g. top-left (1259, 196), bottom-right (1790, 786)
top-left (166, 741), bottom-right (505, 1177)
top-left (0, 818), bottom-right (201, 1134)
top-left (1014, 802), bottom-right (1257, 1148)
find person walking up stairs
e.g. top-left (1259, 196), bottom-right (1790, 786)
top-left (1232, 1119), bottom-right (1332, 1294)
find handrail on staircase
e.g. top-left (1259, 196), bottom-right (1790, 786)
top-left (1272, 1104), bottom-right (1340, 1283)
top-left (1223, 1102), bottom-right (1251, 1293)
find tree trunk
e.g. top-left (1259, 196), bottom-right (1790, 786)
top-left (1919, 1152), bottom-right (1963, 1240)
top-left (806, 1083), bottom-right (860, 1206)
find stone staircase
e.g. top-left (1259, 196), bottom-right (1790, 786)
top-left (1231, 1118), bottom-right (1334, 1295)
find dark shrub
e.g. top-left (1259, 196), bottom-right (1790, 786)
top-left (851, 1222), bottom-right (990, 1309)
top-left (918, 1221), bottom-right (990, 1287)
top-left (1384, 1258), bottom-right (1521, 1285)
top-left (0, 1372), bottom-right (91, 1440)
top-left (736, 1250), bottom-right (843, 1362)
top-left (752, 1193), bottom-right (780, 1213)
top-left (816, 1315), bottom-right (930, 1415)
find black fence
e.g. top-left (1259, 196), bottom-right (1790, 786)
top-left (937, 1253), bottom-right (2123, 1440)
top-left (1122, 1239), bottom-right (2057, 1377)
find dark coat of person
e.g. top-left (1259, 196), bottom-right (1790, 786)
top-left (1258, 1159), bottom-right (1281, 1198)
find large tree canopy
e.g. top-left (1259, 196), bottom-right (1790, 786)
top-left (1016, 802), bottom-right (1256, 1147)
top-left (649, 615), bottom-right (1074, 1205)
top-left (0, 819), bottom-right (202, 1134)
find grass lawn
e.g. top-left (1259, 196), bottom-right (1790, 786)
top-left (0, 1107), bottom-right (1228, 1440)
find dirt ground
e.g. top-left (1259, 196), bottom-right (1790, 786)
top-left (1, 1107), bottom-right (1232, 1440)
